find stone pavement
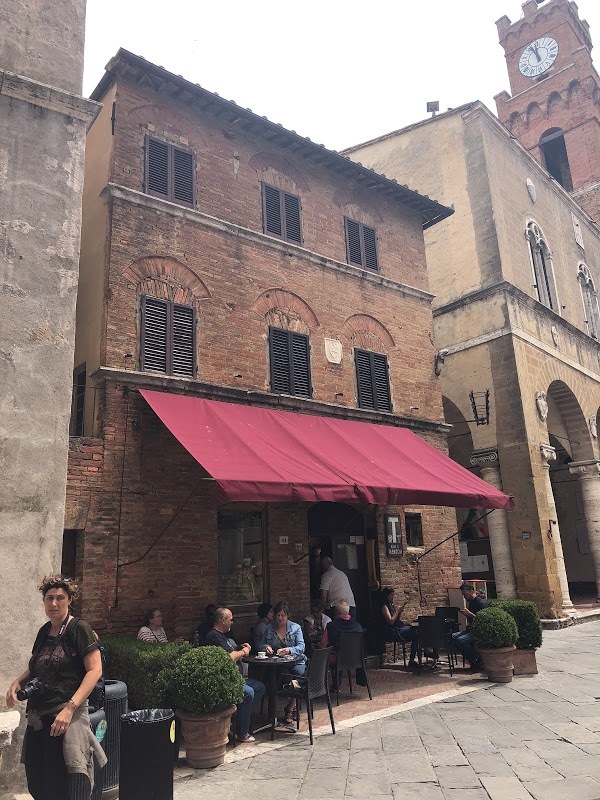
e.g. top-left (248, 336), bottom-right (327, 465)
top-left (174, 621), bottom-right (600, 800)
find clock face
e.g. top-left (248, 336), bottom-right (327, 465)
top-left (519, 37), bottom-right (559, 77)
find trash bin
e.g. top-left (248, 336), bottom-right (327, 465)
top-left (119, 709), bottom-right (175, 800)
top-left (89, 708), bottom-right (107, 800)
top-left (101, 679), bottom-right (128, 797)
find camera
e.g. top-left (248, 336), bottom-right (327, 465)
top-left (17, 677), bottom-right (47, 701)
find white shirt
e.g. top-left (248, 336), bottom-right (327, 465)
top-left (320, 566), bottom-right (356, 608)
top-left (303, 613), bottom-right (332, 630)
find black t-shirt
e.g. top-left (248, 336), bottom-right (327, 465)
top-left (204, 629), bottom-right (248, 677)
top-left (28, 618), bottom-right (98, 715)
top-left (468, 596), bottom-right (487, 615)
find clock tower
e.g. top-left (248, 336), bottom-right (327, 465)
top-left (494, 0), bottom-right (600, 222)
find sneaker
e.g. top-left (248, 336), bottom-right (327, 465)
top-left (236, 733), bottom-right (256, 743)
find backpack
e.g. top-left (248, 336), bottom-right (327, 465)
top-left (31, 617), bottom-right (106, 711)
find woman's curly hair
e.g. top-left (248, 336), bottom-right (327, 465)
top-left (38, 575), bottom-right (79, 600)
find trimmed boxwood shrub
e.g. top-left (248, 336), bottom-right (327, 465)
top-left (103, 635), bottom-right (191, 709)
top-left (490, 599), bottom-right (543, 650)
top-left (156, 646), bottom-right (244, 714)
top-left (472, 607), bottom-right (518, 649)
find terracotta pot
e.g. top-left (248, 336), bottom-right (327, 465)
top-left (176, 704), bottom-right (236, 769)
top-left (479, 645), bottom-right (516, 683)
top-left (512, 648), bottom-right (538, 675)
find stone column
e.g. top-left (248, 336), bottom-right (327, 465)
top-left (470, 449), bottom-right (517, 598)
top-left (569, 460), bottom-right (600, 602)
top-left (0, 711), bottom-right (20, 773)
top-left (540, 444), bottom-right (575, 614)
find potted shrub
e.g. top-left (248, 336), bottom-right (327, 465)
top-left (490, 600), bottom-right (543, 675)
top-left (472, 607), bottom-right (518, 683)
top-left (157, 646), bottom-right (244, 769)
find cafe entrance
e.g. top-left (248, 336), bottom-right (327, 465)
top-left (307, 502), bottom-right (375, 627)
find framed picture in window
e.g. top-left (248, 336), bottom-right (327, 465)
top-left (385, 514), bottom-right (403, 557)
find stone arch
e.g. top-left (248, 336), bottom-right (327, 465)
top-left (526, 102), bottom-right (543, 125)
top-left (507, 112), bottom-right (522, 133)
top-left (126, 104), bottom-right (204, 143)
top-left (253, 288), bottom-right (319, 334)
top-left (332, 187), bottom-right (384, 223)
top-left (248, 153), bottom-right (310, 192)
top-left (547, 91), bottom-right (564, 116)
top-left (122, 256), bottom-right (211, 309)
top-left (546, 380), bottom-right (594, 462)
top-left (566, 80), bottom-right (584, 103)
top-left (341, 314), bottom-right (395, 353)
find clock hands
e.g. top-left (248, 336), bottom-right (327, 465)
top-left (530, 44), bottom-right (541, 62)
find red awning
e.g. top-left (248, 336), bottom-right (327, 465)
top-left (140, 390), bottom-right (514, 510)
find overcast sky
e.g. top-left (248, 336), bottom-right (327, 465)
top-left (83, 0), bottom-right (600, 152)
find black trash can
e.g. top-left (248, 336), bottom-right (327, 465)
top-left (89, 708), bottom-right (107, 800)
top-left (119, 709), bottom-right (175, 800)
top-left (101, 679), bottom-right (128, 796)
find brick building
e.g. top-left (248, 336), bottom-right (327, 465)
top-left (66, 50), bottom-right (511, 640)
top-left (345, 0), bottom-right (600, 620)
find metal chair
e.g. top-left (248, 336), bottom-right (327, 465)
top-left (334, 631), bottom-right (373, 706)
top-left (277, 646), bottom-right (335, 745)
top-left (435, 607), bottom-right (460, 668)
top-left (417, 616), bottom-right (453, 676)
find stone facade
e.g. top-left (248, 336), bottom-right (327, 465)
top-left (66, 50), bottom-right (463, 643)
top-left (0, 0), bottom-right (98, 792)
top-left (345, 99), bottom-right (600, 618)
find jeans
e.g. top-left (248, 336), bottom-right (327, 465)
top-left (451, 630), bottom-right (481, 665)
top-left (236, 677), bottom-right (266, 737)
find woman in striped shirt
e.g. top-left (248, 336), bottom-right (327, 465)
top-left (137, 609), bottom-right (169, 643)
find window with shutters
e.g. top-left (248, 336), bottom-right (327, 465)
top-left (354, 348), bottom-right (392, 412)
top-left (269, 326), bottom-right (312, 398)
top-left (145, 136), bottom-right (195, 207)
top-left (140, 295), bottom-right (196, 377)
top-left (262, 184), bottom-right (303, 245)
top-left (344, 218), bottom-right (378, 271)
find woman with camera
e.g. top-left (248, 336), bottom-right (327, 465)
top-left (5, 576), bottom-right (106, 800)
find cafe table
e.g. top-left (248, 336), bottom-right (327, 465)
top-left (243, 653), bottom-right (303, 739)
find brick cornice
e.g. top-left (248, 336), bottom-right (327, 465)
top-left (0, 70), bottom-right (99, 124)
top-left (92, 367), bottom-right (451, 436)
top-left (103, 183), bottom-right (435, 304)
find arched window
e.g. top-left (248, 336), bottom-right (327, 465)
top-left (578, 263), bottom-right (600, 340)
top-left (539, 128), bottom-right (573, 191)
top-left (526, 221), bottom-right (558, 312)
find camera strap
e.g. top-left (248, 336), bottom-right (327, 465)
top-left (31, 616), bottom-right (72, 678)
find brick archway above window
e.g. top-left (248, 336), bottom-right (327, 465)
top-left (342, 314), bottom-right (395, 352)
top-left (332, 188), bottom-right (384, 224)
top-left (126, 103), bottom-right (204, 143)
top-left (253, 289), bottom-right (319, 334)
top-left (123, 256), bottom-right (211, 309)
top-left (248, 153), bottom-right (310, 192)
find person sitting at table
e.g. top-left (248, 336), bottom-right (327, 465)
top-left (321, 599), bottom-right (364, 690)
top-left (302, 598), bottom-right (331, 656)
top-left (137, 609), bottom-right (186, 643)
top-left (259, 601), bottom-right (306, 725)
top-left (191, 603), bottom-right (218, 647)
top-left (251, 602), bottom-right (273, 652)
top-left (379, 587), bottom-right (419, 670)
top-left (451, 583), bottom-right (487, 672)
top-left (205, 607), bottom-right (266, 743)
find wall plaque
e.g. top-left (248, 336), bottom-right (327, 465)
top-left (385, 514), bottom-right (403, 557)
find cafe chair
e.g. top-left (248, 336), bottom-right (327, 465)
top-left (334, 631), bottom-right (373, 706)
top-left (417, 616), bottom-right (453, 676)
top-left (435, 607), bottom-right (460, 668)
top-left (277, 646), bottom-right (335, 745)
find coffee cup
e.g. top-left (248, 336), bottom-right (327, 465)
top-left (257, 651), bottom-right (267, 659)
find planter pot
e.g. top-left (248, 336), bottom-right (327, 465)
top-left (512, 648), bottom-right (538, 675)
top-left (176, 704), bottom-right (236, 769)
top-left (479, 645), bottom-right (516, 683)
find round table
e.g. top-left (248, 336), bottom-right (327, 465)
top-left (243, 654), bottom-right (303, 738)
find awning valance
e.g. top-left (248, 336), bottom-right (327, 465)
top-left (140, 390), bottom-right (514, 510)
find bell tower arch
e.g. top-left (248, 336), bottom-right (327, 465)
top-left (494, 0), bottom-right (600, 222)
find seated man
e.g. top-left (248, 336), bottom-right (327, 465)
top-left (321, 599), bottom-right (364, 689)
top-left (205, 607), bottom-right (266, 743)
top-left (451, 583), bottom-right (487, 672)
top-left (191, 603), bottom-right (217, 646)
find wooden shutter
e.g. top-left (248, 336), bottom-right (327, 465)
top-left (171, 304), bottom-right (196, 376)
top-left (141, 296), bottom-right (168, 373)
top-left (172, 148), bottom-right (195, 207)
top-left (263, 185), bottom-right (282, 237)
top-left (146, 138), bottom-right (169, 198)
top-left (269, 327), bottom-right (291, 393)
top-left (355, 348), bottom-right (392, 412)
top-left (363, 225), bottom-right (378, 271)
top-left (283, 193), bottom-right (302, 244)
top-left (290, 331), bottom-right (311, 397)
top-left (372, 352), bottom-right (392, 411)
top-left (345, 218), bottom-right (363, 266)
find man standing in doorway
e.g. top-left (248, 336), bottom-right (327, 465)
top-left (320, 556), bottom-right (356, 620)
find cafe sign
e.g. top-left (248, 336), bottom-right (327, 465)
top-left (385, 514), bottom-right (403, 557)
